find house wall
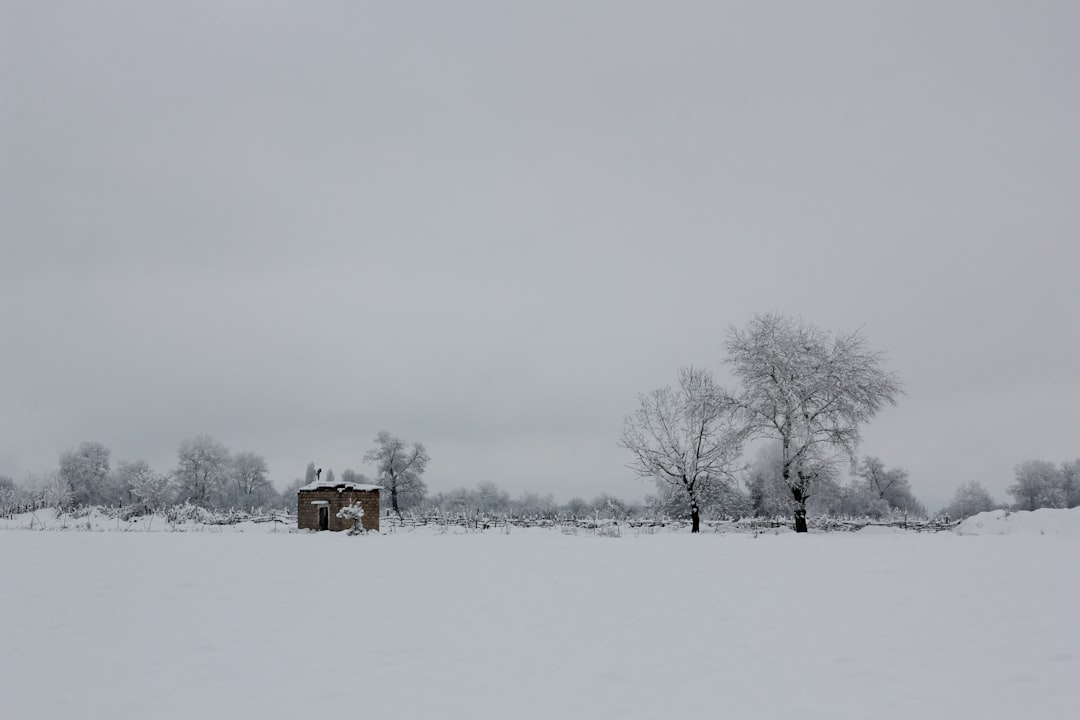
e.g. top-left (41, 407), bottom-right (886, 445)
top-left (297, 489), bottom-right (380, 532)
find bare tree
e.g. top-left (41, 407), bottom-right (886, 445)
top-left (724, 314), bottom-right (903, 532)
top-left (226, 452), bottom-right (273, 509)
top-left (174, 435), bottom-right (231, 508)
top-left (363, 431), bottom-right (429, 516)
top-left (619, 366), bottom-right (744, 533)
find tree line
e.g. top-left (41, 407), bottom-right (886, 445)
top-left (0, 431), bottom-right (429, 517)
top-left (2, 313), bottom-right (1076, 527)
top-left (938, 460), bottom-right (1080, 520)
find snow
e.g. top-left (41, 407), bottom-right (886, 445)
top-left (298, 478), bottom-right (382, 491)
top-left (956, 507), bottom-right (1080, 536)
top-left (1, 524), bottom-right (1078, 719)
top-left (854, 523), bottom-right (909, 535)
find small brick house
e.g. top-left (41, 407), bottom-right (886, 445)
top-left (297, 479), bottom-right (381, 532)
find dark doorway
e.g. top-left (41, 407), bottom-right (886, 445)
top-left (318, 506), bottom-right (329, 531)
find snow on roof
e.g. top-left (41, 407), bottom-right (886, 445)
top-left (298, 479), bottom-right (382, 492)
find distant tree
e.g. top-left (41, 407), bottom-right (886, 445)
top-left (430, 487), bottom-right (473, 514)
top-left (809, 478), bottom-right (882, 518)
top-left (856, 456), bottom-right (925, 517)
top-left (341, 469), bottom-right (371, 485)
top-left (278, 477), bottom-right (305, 510)
top-left (304, 462), bottom-right (318, 486)
top-left (1008, 460), bottom-right (1065, 511)
top-left (744, 442), bottom-right (792, 517)
top-left (724, 314), bottom-right (903, 532)
top-left (363, 431), bottom-right (429, 516)
top-left (1061, 460), bottom-right (1080, 508)
top-left (0, 474), bottom-right (22, 515)
top-left (944, 481), bottom-right (998, 520)
top-left (474, 481), bottom-right (511, 514)
top-left (225, 452), bottom-right (273, 509)
top-left (619, 367), bottom-right (744, 533)
top-left (590, 494), bottom-right (631, 520)
top-left (324, 468), bottom-right (336, 484)
top-left (23, 469), bottom-right (72, 511)
top-left (114, 460), bottom-right (175, 512)
top-left (174, 435), bottom-right (231, 508)
top-left (563, 497), bottom-right (589, 516)
top-left (514, 492), bottom-right (558, 518)
top-left (59, 441), bottom-right (113, 506)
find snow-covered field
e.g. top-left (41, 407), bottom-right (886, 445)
top-left (2, 515), bottom-right (1078, 719)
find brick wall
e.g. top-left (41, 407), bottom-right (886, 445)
top-left (297, 488), bottom-right (380, 532)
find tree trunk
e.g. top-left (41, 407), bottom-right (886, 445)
top-left (390, 485), bottom-right (401, 517)
top-left (791, 485), bottom-right (808, 533)
top-left (684, 478), bottom-right (701, 533)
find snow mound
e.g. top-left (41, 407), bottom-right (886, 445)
top-left (955, 507), bottom-right (1080, 536)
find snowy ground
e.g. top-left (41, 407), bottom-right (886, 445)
top-left (2, 517), bottom-right (1078, 719)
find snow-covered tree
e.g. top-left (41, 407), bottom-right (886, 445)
top-left (174, 435), bottom-right (231, 508)
top-left (1008, 460), bottom-right (1065, 511)
top-left (23, 469), bottom-right (72, 511)
top-left (620, 366), bottom-right (744, 533)
top-left (115, 459), bottom-right (175, 512)
top-left (0, 474), bottom-right (23, 515)
top-left (59, 441), bottom-right (113, 506)
top-left (943, 481), bottom-right (998, 520)
top-left (363, 431), bottom-right (429, 516)
top-left (336, 501), bottom-right (368, 535)
top-left (1060, 459), bottom-right (1080, 508)
top-left (590, 494), bottom-right (632, 520)
top-left (724, 314), bottom-right (903, 532)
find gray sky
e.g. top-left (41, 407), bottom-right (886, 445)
top-left (2, 1), bottom-right (1078, 510)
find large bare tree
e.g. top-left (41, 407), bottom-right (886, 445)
top-left (724, 314), bottom-right (902, 532)
top-left (363, 431), bottom-right (429, 516)
top-left (619, 366), bottom-right (744, 533)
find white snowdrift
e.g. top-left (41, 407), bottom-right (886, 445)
top-left (955, 507), bottom-right (1080, 536)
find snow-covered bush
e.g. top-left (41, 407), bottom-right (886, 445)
top-left (337, 502), bottom-right (367, 535)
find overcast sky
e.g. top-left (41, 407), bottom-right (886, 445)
top-left (2, 1), bottom-right (1078, 510)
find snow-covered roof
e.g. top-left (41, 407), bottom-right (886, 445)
top-left (298, 479), bottom-right (382, 492)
